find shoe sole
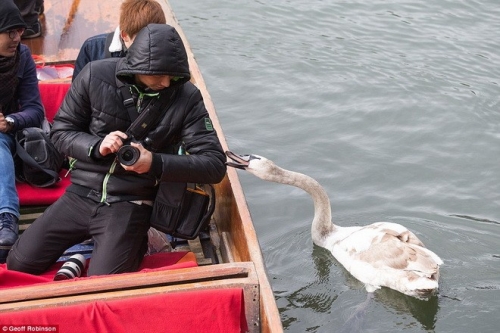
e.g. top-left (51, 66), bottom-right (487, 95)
top-left (22, 31), bottom-right (42, 39)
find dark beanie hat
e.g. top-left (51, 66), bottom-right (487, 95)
top-left (0, 0), bottom-right (27, 33)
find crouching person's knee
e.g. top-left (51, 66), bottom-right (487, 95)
top-left (6, 248), bottom-right (49, 275)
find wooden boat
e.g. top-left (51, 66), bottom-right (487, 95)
top-left (1, 1), bottom-right (283, 332)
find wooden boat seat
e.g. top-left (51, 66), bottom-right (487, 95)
top-left (0, 261), bottom-right (259, 332)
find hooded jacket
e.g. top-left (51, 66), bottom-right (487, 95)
top-left (0, 0), bottom-right (27, 33)
top-left (51, 24), bottom-right (226, 203)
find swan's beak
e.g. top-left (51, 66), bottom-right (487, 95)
top-left (225, 150), bottom-right (257, 169)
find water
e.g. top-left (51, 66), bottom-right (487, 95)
top-left (169, 0), bottom-right (500, 332)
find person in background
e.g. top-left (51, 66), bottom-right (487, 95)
top-left (72, 0), bottom-right (166, 80)
top-left (13, 0), bottom-right (43, 39)
top-left (0, 0), bottom-right (44, 263)
top-left (7, 23), bottom-right (226, 275)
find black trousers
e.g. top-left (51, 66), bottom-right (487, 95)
top-left (7, 191), bottom-right (151, 276)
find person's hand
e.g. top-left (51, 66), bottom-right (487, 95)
top-left (120, 142), bottom-right (153, 174)
top-left (99, 131), bottom-right (128, 156)
top-left (0, 113), bottom-right (12, 133)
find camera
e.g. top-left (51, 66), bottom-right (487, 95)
top-left (54, 254), bottom-right (86, 281)
top-left (117, 143), bottom-right (140, 166)
top-left (116, 95), bottom-right (164, 166)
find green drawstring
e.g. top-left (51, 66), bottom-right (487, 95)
top-left (130, 86), bottom-right (159, 112)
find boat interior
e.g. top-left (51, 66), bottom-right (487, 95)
top-left (1, 1), bottom-right (284, 332)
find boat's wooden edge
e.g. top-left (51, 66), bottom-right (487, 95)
top-left (0, 263), bottom-right (261, 333)
top-left (5, 281), bottom-right (260, 332)
top-left (0, 262), bottom-right (253, 304)
top-left (160, 2), bottom-right (283, 332)
top-left (1, 262), bottom-right (260, 332)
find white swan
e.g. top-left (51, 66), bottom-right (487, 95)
top-left (226, 151), bottom-right (443, 299)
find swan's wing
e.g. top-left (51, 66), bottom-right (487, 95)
top-left (357, 238), bottom-right (441, 274)
top-left (369, 222), bottom-right (426, 247)
top-left (332, 223), bottom-right (442, 273)
top-left (332, 222), bottom-right (424, 253)
top-left (367, 222), bottom-right (443, 266)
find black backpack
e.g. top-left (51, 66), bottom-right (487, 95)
top-left (14, 120), bottom-right (65, 187)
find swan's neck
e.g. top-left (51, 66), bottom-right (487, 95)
top-left (266, 165), bottom-right (336, 245)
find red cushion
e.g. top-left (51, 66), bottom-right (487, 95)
top-left (0, 253), bottom-right (248, 333)
top-left (0, 253), bottom-right (248, 332)
top-left (0, 288), bottom-right (247, 333)
top-left (39, 82), bottom-right (71, 122)
top-left (17, 170), bottom-right (71, 206)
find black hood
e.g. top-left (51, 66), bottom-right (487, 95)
top-left (0, 0), bottom-right (27, 32)
top-left (116, 23), bottom-right (190, 85)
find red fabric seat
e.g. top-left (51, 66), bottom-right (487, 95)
top-left (0, 288), bottom-right (247, 333)
top-left (17, 82), bottom-right (71, 206)
top-left (0, 252), bottom-right (249, 333)
top-left (17, 171), bottom-right (72, 205)
top-left (39, 82), bottom-right (71, 122)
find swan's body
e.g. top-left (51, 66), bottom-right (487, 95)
top-left (226, 151), bottom-right (443, 299)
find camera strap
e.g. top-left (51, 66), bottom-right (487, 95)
top-left (120, 85), bottom-right (139, 123)
top-left (119, 85), bottom-right (176, 140)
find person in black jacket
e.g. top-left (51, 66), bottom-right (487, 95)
top-left (7, 24), bottom-right (226, 276)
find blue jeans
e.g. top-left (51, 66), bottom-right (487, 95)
top-left (0, 133), bottom-right (19, 218)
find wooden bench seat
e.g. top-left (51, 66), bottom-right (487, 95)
top-left (0, 262), bottom-right (260, 333)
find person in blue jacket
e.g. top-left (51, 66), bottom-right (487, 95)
top-left (0, 0), bottom-right (44, 263)
top-left (72, 0), bottom-right (166, 80)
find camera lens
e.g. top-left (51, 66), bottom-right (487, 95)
top-left (117, 145), bottom-right (140, 166)
top-left (122, 150), bottom-right (134, 161)
top-left (54, 254), bottom-right (86, 281)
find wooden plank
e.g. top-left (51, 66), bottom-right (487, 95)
top-left (0, 262), bottom-right (255, 305)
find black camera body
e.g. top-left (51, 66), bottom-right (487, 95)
top-left (116, 98), bottom-right (163, 166)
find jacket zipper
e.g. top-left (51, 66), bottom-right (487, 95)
top-left (100, 161), bottom-right (117, 204)
top-left (98, 86), bottom-right (160, 203)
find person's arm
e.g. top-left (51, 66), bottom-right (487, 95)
top-left (51, 64), bottom-right (102, 161)
top-left (154, 87), bottom-right (227, 185)
top-left (72, 33), bottom-right (110, 81)
top-left (8, 46), bottom-right (44, 131)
